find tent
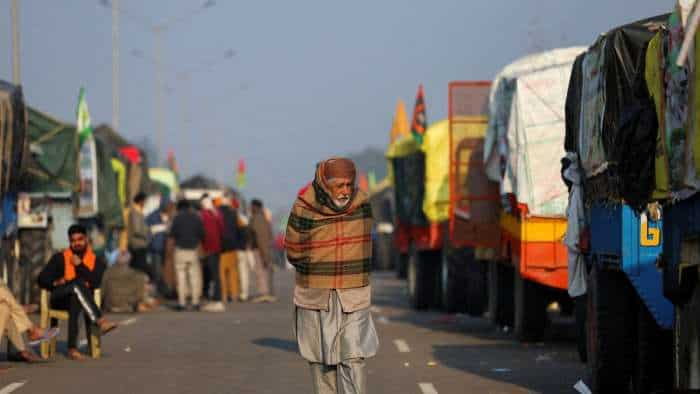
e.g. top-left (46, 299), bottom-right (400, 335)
top-left (21, 106), bottom-right (79, 194)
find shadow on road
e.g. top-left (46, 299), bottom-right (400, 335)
top-left (252, 337), bottom-right (298, 353)
top-left (432, 343), bottom-right (584, 393)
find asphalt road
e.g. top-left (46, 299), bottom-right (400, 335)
top-left (1, 269), bottom-right (585, 393)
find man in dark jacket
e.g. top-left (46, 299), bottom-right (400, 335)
top-left (38, 224), bottom-right (118, 361)
top-left (169, 199), bottom-right (205, 310)
top-left (146, 200), bottom-right (173, 295)
top-left (219, 195), bottom-right (244, 302)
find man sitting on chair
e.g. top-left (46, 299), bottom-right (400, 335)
top-left (38, 224), bottom-right (118, 361)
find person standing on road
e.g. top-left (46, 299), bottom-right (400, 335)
top-left (237, 212), bottom-right (254, 302)
top-left (38, 224), bottom-right (118, 361)
top-left (250, 199), bottom-right (277, 303)
top-left (200, 195), bottom-right (226, 312)
top-left (146, 199), bottom-right (174, 296)
top-left (285, 157), bottom-right (379, 394)
top-left (219, 195), bottom-right (243, 303)
top-left (128, 192), bottom-right (155, 283)
top-left (169, 200), bottom-right (205, 311)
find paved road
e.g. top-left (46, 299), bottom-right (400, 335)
top-left (1, 270), bottom-right (585, 393)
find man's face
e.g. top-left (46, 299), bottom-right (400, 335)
top-left (328, 177), bottom-right (353, 208)
top-left (69, 232), bottom-right (88, 255)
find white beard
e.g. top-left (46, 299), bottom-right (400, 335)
top-left (334, 198), bottom-right (350, 208)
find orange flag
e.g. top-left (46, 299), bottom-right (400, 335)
top-left (358, 172), bottom-right (369, 192)
top-left (390, 99), bottom-right (410, 143)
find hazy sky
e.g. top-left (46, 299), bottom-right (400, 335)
top-left (0, 1), bottom-right (668, 212)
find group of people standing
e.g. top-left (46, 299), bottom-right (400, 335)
top-left (129, 192), bottom-right (277, 312)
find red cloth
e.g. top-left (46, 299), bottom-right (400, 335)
top-left (200, 209), bottom-right (224, 254)
top-left (119, 146), bottom-right (142, 164)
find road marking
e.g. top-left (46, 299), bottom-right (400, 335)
top-left (0, 381), bottom-right (27, 394)
top-left (393, 339), bottom-right (410, 353)
top-left (418, 382), bottom-right (438, 394)
top-left (120, 317), bottom-right (138, 326)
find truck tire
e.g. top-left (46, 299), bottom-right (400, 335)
top-left (440, 247), bottom-right (468, 313)
top-left (487, 262), bottom-right (514, 327)
top-left (372, 234), bottom-right (393, 271)
top-left (408, 246), bottom-right (440, 310)
top-left (514, 271), bottom-right (547, 342)
top-left (632, 302), bottom-right (672, 394)
top-left (397, 253), bottom-right (408, 279)
top-left (574, 295), bottom-right (587, 363)
top-left (464, 258), bottom-right (488, 317)
top-left (587, 265), bottom-right (636, 393)
top-left (18, 229), bottom-right (51, 304)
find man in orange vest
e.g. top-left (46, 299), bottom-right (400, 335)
top-left (38, 224), bottom-right (118, 361)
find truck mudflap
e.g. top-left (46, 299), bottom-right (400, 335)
top-left (590, 204), bottom-right (673, 330)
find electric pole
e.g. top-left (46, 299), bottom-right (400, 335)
top-left (11, 0), bottom-right (21, 85)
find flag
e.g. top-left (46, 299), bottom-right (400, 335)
top-left (77, 87), bottom-right (93, 146)
top-left (368, 170), bottom-right (377, 190)
top-left (167, 150), bottom-right (179, 175)
top-left (410, 84), bottom-right (427, 144)
top-left (358, 172), bottom-right (369, 192)
top-left (236, 159), bottom-right (247, 189)
top-left (76, 87), bottom-right (98, 217)
top-left (390, 99), bottom-right (410, 143)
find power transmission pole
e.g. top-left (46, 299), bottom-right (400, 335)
top-left (112, 0), bottom-right (120, 130)
top-left (154, 28), bottom-right (164, 165)
top-left (11, 0), bottom-right (20, 85)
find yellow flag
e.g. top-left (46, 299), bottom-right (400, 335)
top-left (390, 99), bottom-right (410, 143)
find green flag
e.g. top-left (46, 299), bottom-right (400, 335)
top-left (77, 87), bottom-right (93, 146)
top-left (368, 171), bottom-right (377, 190)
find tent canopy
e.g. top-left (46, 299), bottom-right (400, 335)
top-left (21, 106), bottom-right (78, 194)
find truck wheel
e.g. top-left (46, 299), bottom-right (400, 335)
top-left (18, 229), bottom-right (51, 304)
top-left (587, 265), bottom-right (636, 392)
top-left (632, 302), bottom-right (672, 394)
top-left (574, 295), bottom-right (587, 363)
top-left (372, 234), bottom-right (393, 271)
top-left (487, 262), bottom-right (514, 327)
top-left (514, 270), bottom-right (547, 342)
top-left (440, 248), bottom-right (468, 313)
top-left (397, 253), bottom-right (408, 279)
top-left (408, 247), bottom-right (440, 310)
top-left (464, 258), bottom-right (488, 317)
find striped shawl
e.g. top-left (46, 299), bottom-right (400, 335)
top-left (285, 170), bottom-right (373, 289)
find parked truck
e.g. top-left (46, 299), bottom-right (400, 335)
top-left (388, 82), bottom-right (492, 312)
top-left (444, 81), bottom-right (494, 315)
top-left (565, 14), bottom-right (675, 392)
top-left (482, 47), bottom-right (585, 341)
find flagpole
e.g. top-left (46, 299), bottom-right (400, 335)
top-left (11, 0), bottom-right (20, 85)
top-left (112, 0), bottom-right (120, 130)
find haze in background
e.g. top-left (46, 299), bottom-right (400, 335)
top-left (0, 1), bottom-right (667, 213)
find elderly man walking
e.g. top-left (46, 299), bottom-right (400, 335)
top-left (285, 157), bottom-right (379, 394)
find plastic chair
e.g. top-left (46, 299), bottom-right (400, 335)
top-left (39, 288), bottom-right (102, 359)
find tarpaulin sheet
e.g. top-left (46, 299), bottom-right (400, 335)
top-left (484, 47), bottom-right (588, 184)
top-left (578, 15), bottom-right (666, 209)
top-left (0, 80), bottom-right (27, 197)
top-left (21, 106), bottom-right (79, 194)
top-left (499, 49), bottom-right (584, 217)
top-left (149, 167), bottom-right (180, 201)
top-left (95, 137), bottom-right (124, 229)
top-left (386, 137), bottom-right (427, 226)
top-left (421, 119), bottom-right (450, 222)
